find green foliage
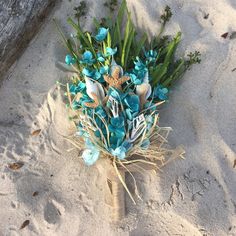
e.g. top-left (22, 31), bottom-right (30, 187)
top-left (104, 0), bottom-right (118, 12)
top-left (56, 0), bottom-right (200, 88)
top-left (74, 1), bottom-right (87, 21)
top-left (160, 6), bottom-right (172, 24)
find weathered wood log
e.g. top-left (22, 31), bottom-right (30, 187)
top-left (0, 0), bottom-right (57, 79)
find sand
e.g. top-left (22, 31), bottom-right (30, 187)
top-left (0, 0), bottom-right (236, 235)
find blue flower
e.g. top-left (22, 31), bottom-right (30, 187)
top-left (153, 85), bottom-right (168, 100)
top-left (111, 146), bottom-right (127, 160)
top-left (82, 148), bottom-right (100, 166)
top-left (109, 117), bottom-right (125, 138)
top-left (125, 108), bottom-right (132, 120)
top-left (95, 27), bottom-right (108, 42)
top-left (82, 68), bottom-right (94, 77)
top-left (99, 65), bottom-right (109, 75)
top-left (121, 140), bottom-right (133, 151)
top-left (80, 51), bottom-right (95, 65)
top-left (65, 54), bottom-right (76, 65)
top-left (134, 57), bottom-right (146, 71)
top-left (145, 50), bottom-right (158, 62)
top-left (94, 71), bottom-right (102, 80)
top-left (144, 101), bottom-right (157, 112)
top-left (105, 47), bottom-right (117, 57)
top-left (129, 73), bottom-right (143, 85)
top-left (110, 116), bottom-right (124, 128)
top-left (124, 95), bottom-right (140, 113)
top-left (97, 52), bottom-right (105, 62)
top-left (107, 88), bottom-right (127, 102)
top-left (110, 140), bottom-right (133, 159)
top-left (95, 107), bottom-right (107, 118)
top-left (108, 116), bottom-right (126, 148)
top-left (129, 57), bottom-right (148, 85)
top-left (69, 81), bottom-right (86, 95)
top-left (93, 68), bottom-right (107, 83)
top-left (146, 115), bottom-right (154, 130)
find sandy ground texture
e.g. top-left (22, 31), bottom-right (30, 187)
top-left (0, 0), bottom-right (236, 235)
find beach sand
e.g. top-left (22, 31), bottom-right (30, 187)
top-left (0, 0), bottom-right (236, 235)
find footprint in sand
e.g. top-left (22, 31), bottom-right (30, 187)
top-left (44, 199), bottom-right (65, 224)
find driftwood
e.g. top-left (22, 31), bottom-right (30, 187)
top-left (0, 0), bottom-right (56, 79)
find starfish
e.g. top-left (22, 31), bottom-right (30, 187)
top-left (84, 92), bottom-right (100, 108)
top-left (104, 66), bottom-right (130, 90)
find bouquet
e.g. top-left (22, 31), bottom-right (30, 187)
top-left (56, 0), bottom-right (200, 219)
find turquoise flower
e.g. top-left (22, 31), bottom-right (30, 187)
top-left (110, 140), bottom-right (133, 159)
top-left (82, 148), bottom-right (100, 166)
top-left (80, 51), bottom-right (95, 65)
top-left (93, 66), bottom-right (109, 83)
top-left (109, 117), bottom-right (125, 137)
top-left (154, 85), bottom-right (168, 100)
top-left (111, 146), bottom-right (127, 160)
top-left (122, 140), bottom-right (133, 151)
top-left (146, 115), bottom-right (155, 130)
top-left (129, 73), bottom-right (143, 85)
top-left (95, 27), bottom-right (108, 41)
top-left (107, 88), bottom-right (127, 102)
top-left (69, 81), bottom-right (86, 95)
top-left (125, 108), bottom-right (133, 120)
top-left (144, 101), bottom-right (157, 112)
top-left (145, 50), bottom-right (158, 62)
top-left (65, 54), bottom-right (76, 65)
top-left (124, 95), bottom-right (140, 113)
top-left (82, 68), bottom-right (94, 77)
top-left (99, 65), bottom-right (109, 75)
top-left (129, 58), bottom-right (148, 85)
top-left (134, 57), bottom-right (146, 71)
top-left (105, 47), bottom-right (117, 57)
top-left (94, 71), bottom-right (102, 81)
top-left (108, 116), bottom-right (126, 148)
top-left (97, 52), bottom-right (105, 62)
top-left (95, 106), bottom-right (107, 118)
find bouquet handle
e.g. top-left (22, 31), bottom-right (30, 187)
top-left (109, 170), bottom-right (125, 222)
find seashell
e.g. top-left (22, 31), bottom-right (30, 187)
top-left (136, 72), bottom-right (152, 107)
top-left (84, 92), bottom-right (100, 108)
top-left (85, 76), bottom-right (105, 102)
top-left (111, 57), bottom-right (124, 76)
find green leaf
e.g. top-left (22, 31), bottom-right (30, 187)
top-left (93, 18), bottom-right (100, 29)
top-left (86, 32), bottom-right (92, 44)
top-left (124, 28), bottom-right (135, 69)
top-left (67, 18), bottom-right (96, 57)
top-left (135, 33), bottom-right (147, 57)
top-left (117, 0), bottom-right (127, 30)
top-left (113, 0), bottom-right (127, 57)
top-left (107, 31), bottom-right (111, 48)
top-left (152, 32), bottom-right (181, 86)
top-left (121, 11), bottom-right (131, 67)
top-left (162, 58), bottom-right (185, 87)
top-left (54, 19), bottom-right (73, 52)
